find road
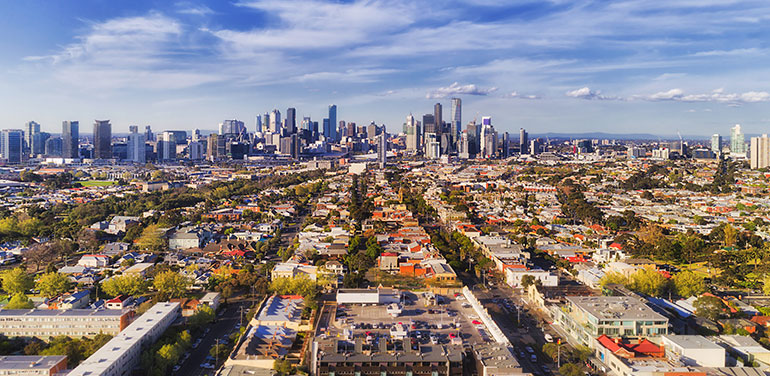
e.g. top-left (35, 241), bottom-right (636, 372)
top-left (175, 298), bottom-right (254, 376)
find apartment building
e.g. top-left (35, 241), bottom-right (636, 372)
top-left (68, 302), bottom-right (180, 376)
top-left (0, 309), bottom-right (131, 338)
top-left (556, 296), bottom-right (668, 347)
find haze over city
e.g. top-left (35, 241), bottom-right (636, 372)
top-left (2, 0), bottom-right (770, 135)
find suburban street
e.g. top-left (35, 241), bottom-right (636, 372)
top-left (175, 298), bottom-right (254, 376)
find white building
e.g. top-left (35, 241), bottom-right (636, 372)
top-left (660, 335), bottom-right (725, 368)
top-left (68, 302), bottom-right (180, 376)
top-left (504, 269), bottom-right (558, 288)
top-left (336, 288), bottom-right (400, 305)
top-left (750, 134), bottom-right (770, 169)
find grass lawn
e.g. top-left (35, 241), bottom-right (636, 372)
top-left (78, 180), bottom-right (117, 187)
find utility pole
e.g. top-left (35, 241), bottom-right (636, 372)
top-left (215, 338), bottom-right (219, 366)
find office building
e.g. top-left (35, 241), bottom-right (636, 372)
top-left (501, 132), bottom-right (510, 158)
top-left (519, 128), bottom-right (528, 154)
top-left (24, 121), bottom-right (40, 157)
top-left (750, 135), bottom-right (770, 169)
top-left (328, 105), bottom-right (337, 142)
top-left (219, 119), bottom-right (245, 135)
top-left (127, 126), bottom-right (146, 164)
top-left (731, 124), bottom-right (746, 156)
top-left (144, 125), bottom-right (155, 142)
top-left (0, 308), bottom-right (130, 338)
top-left (93, 120), bottom-right (112, 160)
top-left (31, 132), bottom-right (50, 158)
top-left (530, 139), bottom-right (540, 155)
top-left (378, 128), bottom-right (387, 169)
top-left (285, 108), bottom-right (297, 135)
top-left (157, 131), bottom-right (178, 161)
top-left (188, 141), bottom-right (204, 160)
top-left (466, 121), bottom-right (480, 157)
top-left (0, 130), bottom-right (23, 163)
top-left (458, 131), bottom-right (470, 159)
top-left (322, 118), bottom-right (331, 141)
top-left (556, 296), bottom-right (668, 347)
top-left (422, 114), bottom-right (436, 135)
top-left (451, 98), bottom-right (461, 137)
top-left (45, 137), bottom-right (62, 157)
top-left (0, 355), bottom-right (68, 375)
top-left (434, 102), bottom-right (443, 148)
top-left (255, 114), bottom-right (263, 133)
top-left (711, 133), bottom-right (722, 154)
top-left (425, 133), bottom-right (440, 159)
top-left (405, 114), bottom-right (421, 152)
top-left (269, 109), bottom-right (281, 134)
top-left (62, 121), bottom-right (79, 159)
top-left (68, 303), bottom-right (180, 376)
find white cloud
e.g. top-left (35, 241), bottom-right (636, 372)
top-left (565, 87), bottom-right (617, 100)
top-left (506, 91), bottom-right (540, 99)
top-left (177, 3), bottom-right (215, 16)
top-left (426, 82), bottom-right (497, 99)
top-left (637, 88), bottom-right (770, 104)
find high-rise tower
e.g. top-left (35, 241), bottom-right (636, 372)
top-left (62, 121), bottom-right (79, 159)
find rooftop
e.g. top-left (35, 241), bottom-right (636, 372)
top-left (256, 295), bottom-right (304, 323)
top-left (0, 355), bottom-right (66, 370)
top-left (661, 335), bottom-right (722, 350)
top-left (567, 296), bottom-right (667, 321)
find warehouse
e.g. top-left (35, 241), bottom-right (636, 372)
top-left (336, 288), bottom-right (400, 305)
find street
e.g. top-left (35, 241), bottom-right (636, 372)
top-left (174, 298), bottom-right (254, 376)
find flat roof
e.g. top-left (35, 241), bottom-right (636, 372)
top-left (257, 295), bottom-right (303, 323)
top-left (567, 296), bottom-right (667, 321)
top-left (337, 288), bottom-right (398, 294)
top-left (661, 335), bottom-right (722, 350)
top-left (68, 303), bottom-right (180, 375)
top-left (0, 355), bottom-right (66, 370)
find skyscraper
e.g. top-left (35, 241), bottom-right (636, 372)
top-left (286, 108), bottom-right (297, 135)
top-left (1, 129), bottom-right (23, 163)
top-left (328, 105), bottom-right (337, 142)
top-left (731, 124), bottom-right (746, 155)
top-left (127, 125), bottom-right (146, 163)
top-left (219, 119), bottom-right (245, 135)
top-left (255, 115), bottom-right (263, 133)
top-left (62, 121), bottom-right (79, 159)
top-left (451, 98), bottom-right (461, 137)
top-left (322, 119), bottom-right (331, 141)
top-left (378, 127), bottom-right (387, 169)
top-left (519, 128), bottom-right (529, 154)
top-left (24, 121), bottom-right (40, 157)
top-left (466, 121), bottom-right (480, 158)
top-left (711, 134), bottom-right (722, 155)
top-left (269, 109), bottom-right (281, 134)
top-left (45, 137), bottom-right (62, 156)
top-left (93, 120), bottom-right (112, 159)
top-left (434, 103), bottom-right (443, 148)
top-left (32, 132), bottom-right (50, 157)
top-left (405, 114), bottom-right (421, 152)
top-left (751, 135), bottom-right (770, 169)
top-left (145, 125), bottom-right (155, 142)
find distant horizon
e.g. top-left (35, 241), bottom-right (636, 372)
top-left (3, 2), bottom-right (770, 135)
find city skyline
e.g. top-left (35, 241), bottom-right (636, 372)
top-left (2, 1), bottom-right (770, 135)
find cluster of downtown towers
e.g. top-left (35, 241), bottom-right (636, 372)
top-left (0, 99), bottom-right (530, 164)
top-left (405, 98), bottom-right (529, 159)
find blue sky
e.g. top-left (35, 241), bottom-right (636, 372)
top-left (2, 0), bottom-right (770, 136)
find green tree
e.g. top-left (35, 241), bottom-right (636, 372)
top-left (763, 275), bottom-right (770, 295)
top-left (36, 272), bottom-right (71, 299)
top-left (136, 224), bottom-right (168, 253)
top-left (629, 266), bottom-right (668, 297)
top-left (598, 271), bottom-right (629, 288)
top-left (694, 295), bottom-right (727, 320)
top-left (0, 268), bottom-right (34, 295)
top-left (521, 274), bottom-right (535, 290)
top-left (5, 293), bottom-right (34, 309)
top-left (189, 304), bottom-right (216, 326)
top-left (153, 270), bottom-right (191, 299)
top-left (559, 363), bottom-right (585, 376)
top-left (101, 274), bottom-right (149, 297)
top-left (672, 271), bottom-right (706, 298)
top-left (274, 358), bottom-right (294, 375)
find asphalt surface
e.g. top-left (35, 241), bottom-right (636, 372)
top-left (174, 298), bottom-right (254, 376)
